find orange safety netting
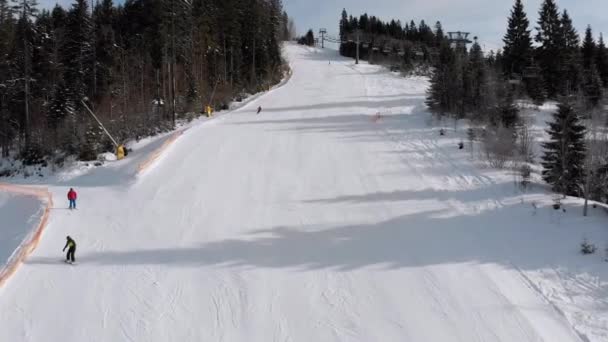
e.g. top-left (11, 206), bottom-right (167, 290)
top-left (137, 130), bottom-right (186, 174)
top-left (0, 184), bottom-right (53, 288)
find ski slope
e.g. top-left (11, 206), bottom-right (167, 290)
top-left (1, 44), bottom-right (607, 341)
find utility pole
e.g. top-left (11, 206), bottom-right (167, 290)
top-left (21, 1), bottom-right (31, 148)
top-left (319, 28), bottom-right (327, 49)
top-left (82, 100), bottom-right (119, 148)
top-left (356, 30), bottom-right (360, 65)
top-left (170, 0), bottom-right (177, 128)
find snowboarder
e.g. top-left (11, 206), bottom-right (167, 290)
top-left (257, 106), bottom-right (262, 115)
top-left (63, 236), bottom-right (77, 264)
top-left (67, 188), bottom-right (77, 210)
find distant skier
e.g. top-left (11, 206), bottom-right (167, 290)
top-left (67, 188), bottom-right (78, 210)
top-left (63, 236), bottom-right (77, 264)
top-left (257, 106), bottom-right (262, 115)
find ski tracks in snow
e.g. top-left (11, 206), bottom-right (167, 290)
top-left (0, 44), bottom-right (601, 342)
top-left (352, 56), bottom-right (584, 341)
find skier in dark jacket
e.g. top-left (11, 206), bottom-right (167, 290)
top-left (257, 106), bottom-right (262, 115)
top-left (63, 236), bottom-right (77, 263)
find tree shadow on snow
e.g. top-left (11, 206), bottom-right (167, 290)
top-left (76, 201), bottom-right (608, 275)
top-left (230, 98), bottom-right (425, 114)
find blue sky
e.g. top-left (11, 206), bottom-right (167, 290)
top-left (283, 0), bottom-right (608, 51)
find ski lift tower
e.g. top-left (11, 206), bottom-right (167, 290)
top-left (448, 31), bottom-right (472, 53)
top-left (319, 28), bottom-right (327, 48)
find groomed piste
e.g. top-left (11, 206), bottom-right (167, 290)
top-left (1, 44), bottom-right (607, 342)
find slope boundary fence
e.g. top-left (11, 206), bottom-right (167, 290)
top-left (0, 184), bottom-right (54, 288)
top-left (137, 130), bottom-right (187, 175)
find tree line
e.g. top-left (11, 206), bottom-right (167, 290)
top-left (425, 0), bottom-right (608, 212)
top-left (338, 9), bottom-right (446, 70)
top-left (0, 0), bottom-right (292, 164)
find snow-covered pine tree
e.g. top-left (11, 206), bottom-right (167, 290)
top-left (542, 102), bottom-right (587, 196)
top-left (63, 0), bottom-right (93, 109)
top-left (79, 121), bottom-right (104, 161)
top-left (48, 83), bottom-right (74, 146)
top-left (11, 0), bottom-right (39, 150)
top-left (32, 10), bottom-right (56, 102)
top-left (268, 0), bottom-right (283, 71)
top-left (93, 0), bottom-right (117, 100)
top-left (0, 0), bottom-right (14, 156)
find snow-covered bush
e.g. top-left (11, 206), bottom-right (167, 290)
top-left (482, 125), bottom-right (515, 169)
top-left (519, 164), bottom-right (532, 190)
top-left (581, 238), bottom-right (597, 255)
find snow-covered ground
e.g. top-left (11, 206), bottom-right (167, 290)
top-left (0, 44), bottom-right (607, 341)
top-left (0, 192), bottom-right (45, 268)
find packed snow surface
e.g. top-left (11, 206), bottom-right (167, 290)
top-left (1, 44), bottom-right (607, 341)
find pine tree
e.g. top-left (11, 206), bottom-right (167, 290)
top-left (280, 11), bottom-right (289, 41)
top-left (465, 40), bottom-right (488, 118)
top-left (426, 42), bottom-right (456, 117)
top-left (267, 0), bottom-right (283, 69)
top-left (11, 0), bottom-right (39, 150)
top-left (535, 0), bottom-right (563, 98)
top-left (408, 20), bottom-right (417, 41)
top-left (542, 102), bottom-right (587, 196)
top-left (502, 0), bottom-right (532, 77)
top-left (583, 63), bottom-right (603, 108)
top-left (93, 0), bottom-right (117, 99)
top-left (560, 10), bottom-right (582, 95)
top-left (339, 9), bottom-right (350, 56)
top-left (305, 29), bottom-right (314, 46)
top-left (0, 0), bottom-right (14, 156)
top-left (0, 0), bottom-right (290, 162)
top-left (426, 41), bottom-right (458, 117)
top-left (63, 0), bottom-right (94, 107)
top-left (494, 50), bottom-right (504, 73)
top-left (525, 65), bottom-right (546, 105)
top-left (32, 10), bottom-right (56, 105)
top-left (434, 21), bottom-right (444, 47)
top-left (418, 20), bottom-right (434, 45)
top-left (582, 25), bottom-right (596, 71)
top-left (79, 121), bottom-right (104, 160)
top-left (596, 34), bottom-right (608, 87)
top-left (48, 82), bottom-right (73, 144)
top-left (497, 91), bottom-right (519, 128)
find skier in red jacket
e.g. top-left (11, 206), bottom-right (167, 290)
top-left (67, 188), bottom-right (78, 210)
